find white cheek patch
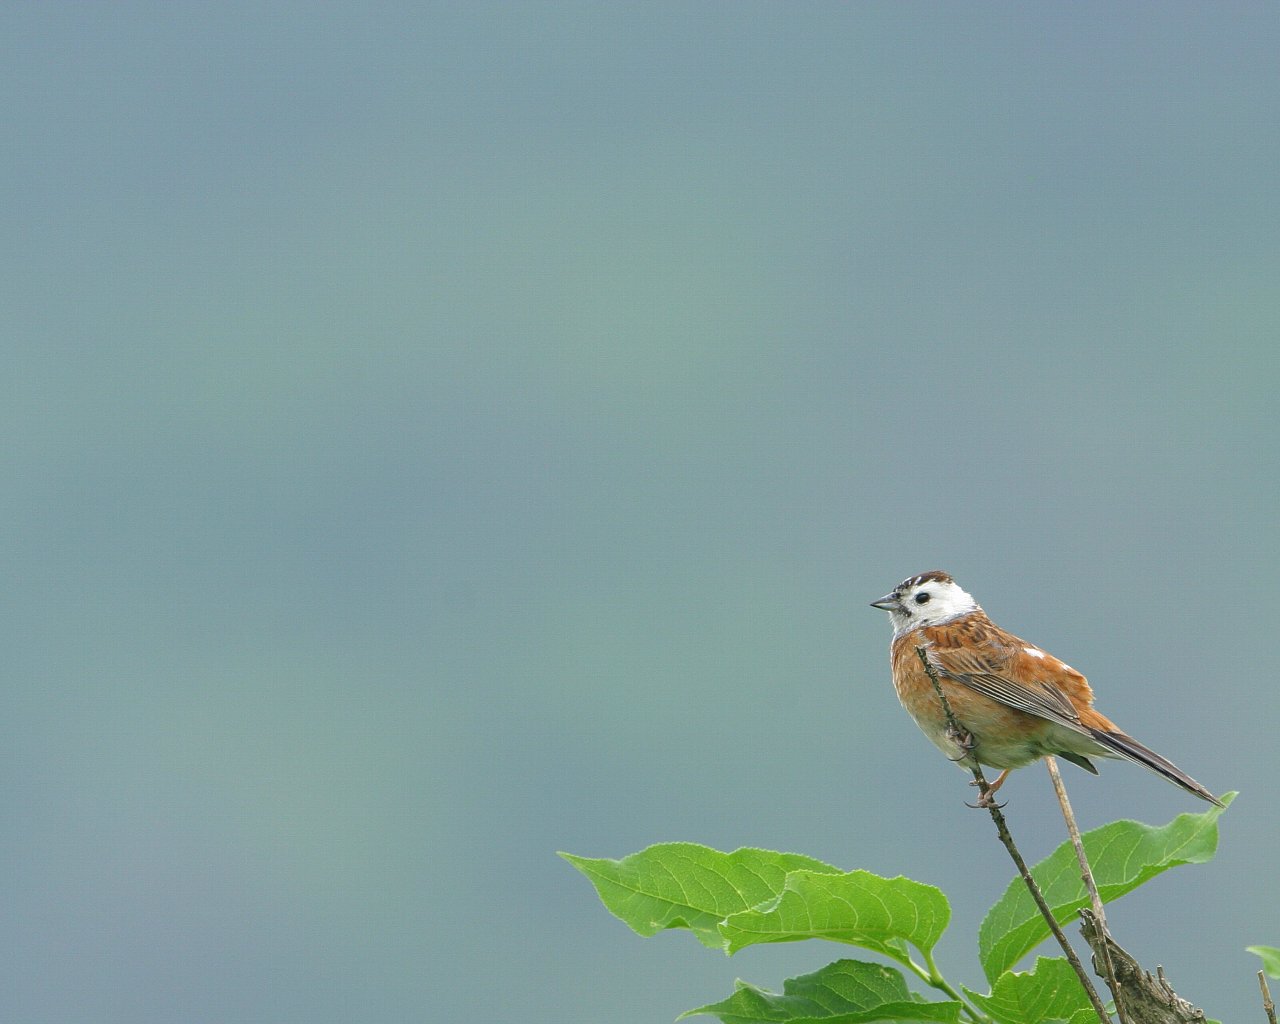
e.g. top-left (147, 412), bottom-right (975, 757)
top-left (1024, 647), bottom-right (1046, 659)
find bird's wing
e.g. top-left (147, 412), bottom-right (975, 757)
top-left (924, 643), bottom-right (1092, 735)
top-left (925, 628), bottom-right (1224, 806)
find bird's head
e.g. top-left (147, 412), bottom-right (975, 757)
top-left (871, 570), bottom-right (978, 635)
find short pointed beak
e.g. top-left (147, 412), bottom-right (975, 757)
top-left (870, 593), bottom-right (899, 611)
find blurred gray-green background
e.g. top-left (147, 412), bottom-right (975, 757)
top-left (4, 4), bottom-right (1276, 1022)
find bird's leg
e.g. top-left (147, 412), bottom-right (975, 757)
top-left (946, 723), bottom-right (975, 761)
top-left (969, 768), bottom-right (1011, 808)
top-left (941, 720), bottom-right (1006, 808)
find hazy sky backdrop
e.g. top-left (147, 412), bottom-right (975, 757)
top-left (4, 4), bottom-right (1277, 1022)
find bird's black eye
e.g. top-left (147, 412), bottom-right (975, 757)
top-left (914, 592), bottom-right (930, 604)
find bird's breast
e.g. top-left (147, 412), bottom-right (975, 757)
top-left (889, 631), bottom-right (1057, 770)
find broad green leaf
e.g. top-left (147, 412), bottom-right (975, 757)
top-left (719, 869), bottom-right (950, 959)
top-left (559, 844), bottom-right (840, 948)
top-left (1247, 945), bottom-right (1280, 979)
top-left (963, 957), bottom-right (1092, 1024)
top-left (679, 959), bottom-right (962, 1024)
top-left (979, 793), bottom-right (1234, 982)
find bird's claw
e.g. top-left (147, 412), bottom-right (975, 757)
top-left (966, 775), bottom-right (1008, 808)
top-left (946, 727), bottom-right (975, 760)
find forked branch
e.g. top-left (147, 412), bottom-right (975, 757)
top-left (1078, 912), bottom-right (1208, 1024)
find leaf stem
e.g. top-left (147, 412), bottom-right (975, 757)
top-left (922, 948), bottom-right (991, 1024)
top-left (892, 948), bottom-right (989, 1024)
top-left (913, 646), bottom-right (1113, 1024)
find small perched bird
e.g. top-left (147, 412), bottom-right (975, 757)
top-left (871, 571), bottom-right (1222, 806)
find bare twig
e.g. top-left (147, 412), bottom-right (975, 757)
top-left (914, 647), bottom-right (1113, 1024)
top-left (1045, 756), bottom-right (1128, 1024)
top-left (1260, 971), bottom-right (1277, 1024)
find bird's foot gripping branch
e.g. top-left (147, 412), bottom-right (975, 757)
top-left (562, 795), bottom-right (1236, 1024)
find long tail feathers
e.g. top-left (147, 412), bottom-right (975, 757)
top-left (1089, 728), bottom-right (1224, 807)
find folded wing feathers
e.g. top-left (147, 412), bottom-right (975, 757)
top-left (926, 650), bottom-right (1223, 806)
top-left (925, 650), bottom-right (1088, 734)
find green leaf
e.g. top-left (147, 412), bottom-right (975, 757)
top-left (679, 959), bottom-right (962, 1024)
top-left (963, 957), bottom-right (1092, 1024)
top-left (1247, 945), bottom-right (1280, 979)
top-left (718, 869), bottom-right (950, 959)
top-left (559, 844), bottom-right (840, 948)
top-left (1065, 1009), bottom-right (1103, 1024)
top-left (979, 793), bottom-right (1234, 982)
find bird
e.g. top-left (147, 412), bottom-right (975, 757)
top-left (871, 570), bottom-right (1223, 806)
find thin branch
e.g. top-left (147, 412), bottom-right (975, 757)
top-left (1261, 971), bottom-right (1277, 1024)
top-left (914, 646), bottom-right (1112, 1024)
top-left (1045, 756), bottom-right (1129, 1024)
